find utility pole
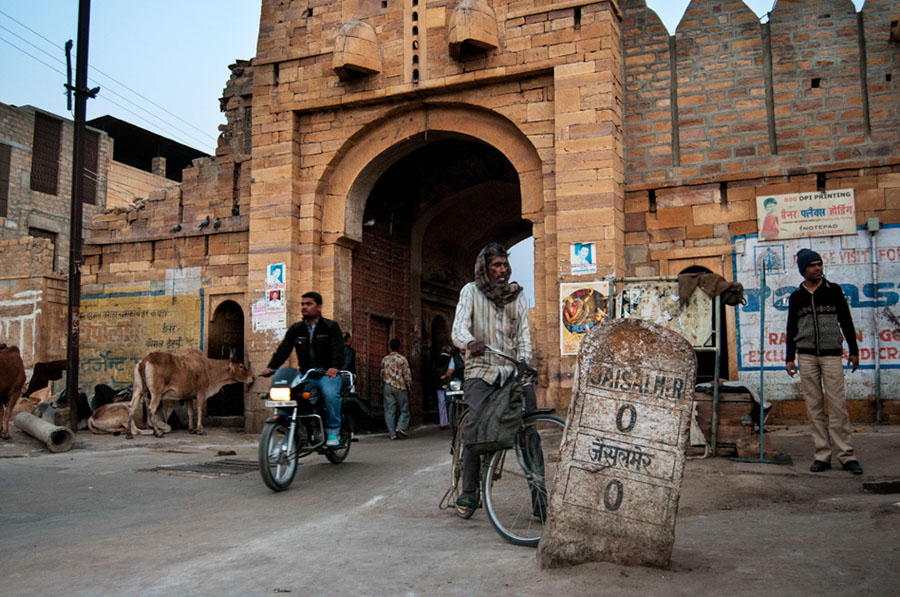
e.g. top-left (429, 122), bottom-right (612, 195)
top-left (65, 0), bottom-right (96, 430)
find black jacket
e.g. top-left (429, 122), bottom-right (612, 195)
top-left (785, 278), bottom-right (858, 361)
top-left (267, 317), bottom-right (344, 372)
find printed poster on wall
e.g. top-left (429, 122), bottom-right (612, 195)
top-left (570, 242), bottom-right (597, 275)
top-left (734, 225), bottom-right (900, 401)
top-left (755, 189), bottom-right (855, 241)
top-left (560, 281), bottom-right (609, 356)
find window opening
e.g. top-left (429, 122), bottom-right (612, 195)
top-left (31, 113), bottom-right (61, 195)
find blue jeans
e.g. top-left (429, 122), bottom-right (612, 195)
top-left (316, 375), bottom-right (343, 434)
top-left (383, 383), bottom-right (410, 435)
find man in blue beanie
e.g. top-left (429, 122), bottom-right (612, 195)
top-left (785, 248), bottom-right (863, 474)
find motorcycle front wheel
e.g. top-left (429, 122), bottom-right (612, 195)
top-left (259, 422), bottom-right (299, 491)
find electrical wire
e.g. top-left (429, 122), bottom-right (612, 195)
top-left (0, 8), bottom-right (217, 142)
top-left (0, 28), bottom-right (213, 149)
top-left (0, 10), bottom-right (218, 150)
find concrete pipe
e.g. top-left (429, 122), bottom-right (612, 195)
top-left (12, 412), bottom-right (75, 453)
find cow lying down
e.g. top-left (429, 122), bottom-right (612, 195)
top-left (127, 348), bottom-right (254, 438)
top-left (87, 402), bottom-right (174, 435)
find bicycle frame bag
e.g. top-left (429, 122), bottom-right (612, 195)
top-left (464, 375), bottom-right (524, 455)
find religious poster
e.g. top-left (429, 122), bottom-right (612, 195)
top-left (755, 189), bottom-right (855, 241)
top-left (570, 242), bottom-right (597, 275)
top-left (560, 281), bottom-right (609, 355)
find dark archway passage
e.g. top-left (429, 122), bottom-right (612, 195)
top-left (351, 137), bottom-right (531, 425)
top-left (207, 300), bottom-right (245, 419)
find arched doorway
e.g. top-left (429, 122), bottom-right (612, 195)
top-left (350, 136), bottom-right (532, 424)
top-left (207, 300), bottom-right (245, 419)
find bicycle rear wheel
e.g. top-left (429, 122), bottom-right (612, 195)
top-left (482, 414), bottom-right (565, 547)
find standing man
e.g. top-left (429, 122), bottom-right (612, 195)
top-left (261, 292), bottom-right (345, 447)
top-left (785, 249), bottom-right (863, 474)
top-left (343, 333), bottom-right (357, 375)
top-left (451, 243), bottom-right (534, 516)
top-left (381, 338), bottom-right (412, 440)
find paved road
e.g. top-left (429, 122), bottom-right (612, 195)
top-left (1, 425), bottom-right (899, 596)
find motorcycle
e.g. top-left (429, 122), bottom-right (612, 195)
top-left (258, 367), bottom-right (357, 491)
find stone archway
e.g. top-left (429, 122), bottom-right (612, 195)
top-left (315, 102), bottom-right (544, 337)
top-left (207, 300), bottom-right (245, 419)
top-left (314, 103), bottom-right (544, 421)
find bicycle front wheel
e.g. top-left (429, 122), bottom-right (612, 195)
top-left (482, 414), bottom-right (565, 547)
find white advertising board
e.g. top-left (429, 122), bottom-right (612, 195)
top-left (734, 225), bottom-right (900, 400)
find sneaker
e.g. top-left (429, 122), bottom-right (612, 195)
top-left (842, 460), bottom-right (863, 475)
top-left (396, 428), bottom-right (407, 439)
top-left (326, 434), bottom-right (340, 447)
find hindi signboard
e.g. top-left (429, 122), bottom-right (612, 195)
top-left (756, 189), bottom-right (856, 241)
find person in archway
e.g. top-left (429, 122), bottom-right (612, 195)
top-left (260, 291), bottom-right (345, 447)
top-left (451, 242), bottom-right (537, 517)
top-left (381, 339), bottom-right (412, 440)
top-left (342, 332), bottom-right (357, 374)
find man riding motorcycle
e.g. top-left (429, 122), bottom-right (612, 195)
top-left (260, 291), bottom-right (345, 447)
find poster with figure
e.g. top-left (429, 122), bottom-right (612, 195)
top-left (266, 288), bottom-right (284, 313)
top-left (734, 225), bottom-right (900, 401)
top-left (560, 281), bottom-right (609, 355)
top-left (755, 189), bottom-right (856, 241)
top-left (266, 262), bottom-right (285, 286)
top-left (570, 242), bottom-right (597, 275)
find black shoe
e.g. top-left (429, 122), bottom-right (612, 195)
top-left (842, 460), bottom-right (863, 475)
top-left (809, 460), bottom-right (832, 472)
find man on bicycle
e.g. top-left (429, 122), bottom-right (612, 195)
top-left (451, 242), bottom-right (536, 516)
top-left (260, 291), bottom-right (345, 447)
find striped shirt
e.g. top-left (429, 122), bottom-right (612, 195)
top-left (381, 352), bottom-right (412, 391)
top-left (451, 282), bottom-right (532, 385)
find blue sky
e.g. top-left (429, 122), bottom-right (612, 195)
top-left (0, 1), bottom-right (867, 301)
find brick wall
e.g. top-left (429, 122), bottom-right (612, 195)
top-left (0, 103), bottom-right (111, 273)
top-left (107, 161), bottom-right (170, 209)
top-left (622, 0), bottom-right (900, 187)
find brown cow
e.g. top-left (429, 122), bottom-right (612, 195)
top-left (128, 348), bottom-right (254, 438)
top-left (88, 402), bottom-right (173, 435)
top-left (0, 344), bottom-right (27, 440)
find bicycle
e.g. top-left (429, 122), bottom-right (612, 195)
top-left (439, 346), bottom-right (566, 547)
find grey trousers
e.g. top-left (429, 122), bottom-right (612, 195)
top-left (383, 383), bottom-right (410, 436)
top-left (460, 378), bottom-right (538, 498)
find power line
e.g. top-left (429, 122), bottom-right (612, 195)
top-left (0, 27), bottom-right (213, 149)
top-left (0, 9), bottom-right (218, 148)
top-left (0, 33), bottom-right (214, 151)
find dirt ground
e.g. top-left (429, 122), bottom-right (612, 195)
top-left (1, 422), bottom-right (898, 596)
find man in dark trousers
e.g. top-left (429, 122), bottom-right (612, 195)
top-left (785, 249), bottom-right (863, 474)
top-left (451, 243), bottom-right (535, 516)
top-left (261, 291), bottom-right (345, 446)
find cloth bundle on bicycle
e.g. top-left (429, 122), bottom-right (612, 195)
top-left (464, 376), bottom-right (524, 455)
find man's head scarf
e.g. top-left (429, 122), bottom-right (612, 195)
top-left (474, 243), bottom-right (522, 307)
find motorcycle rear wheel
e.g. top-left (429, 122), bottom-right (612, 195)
top-left (325, 418), bottom-right (352, 464)
top-left (259, 422), bottom-right (298, 491)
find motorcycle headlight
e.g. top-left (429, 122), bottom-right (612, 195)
top-left (269, 387), bottom-right (291, 401)
top-left (448, 379), bottom-right (462, 391)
